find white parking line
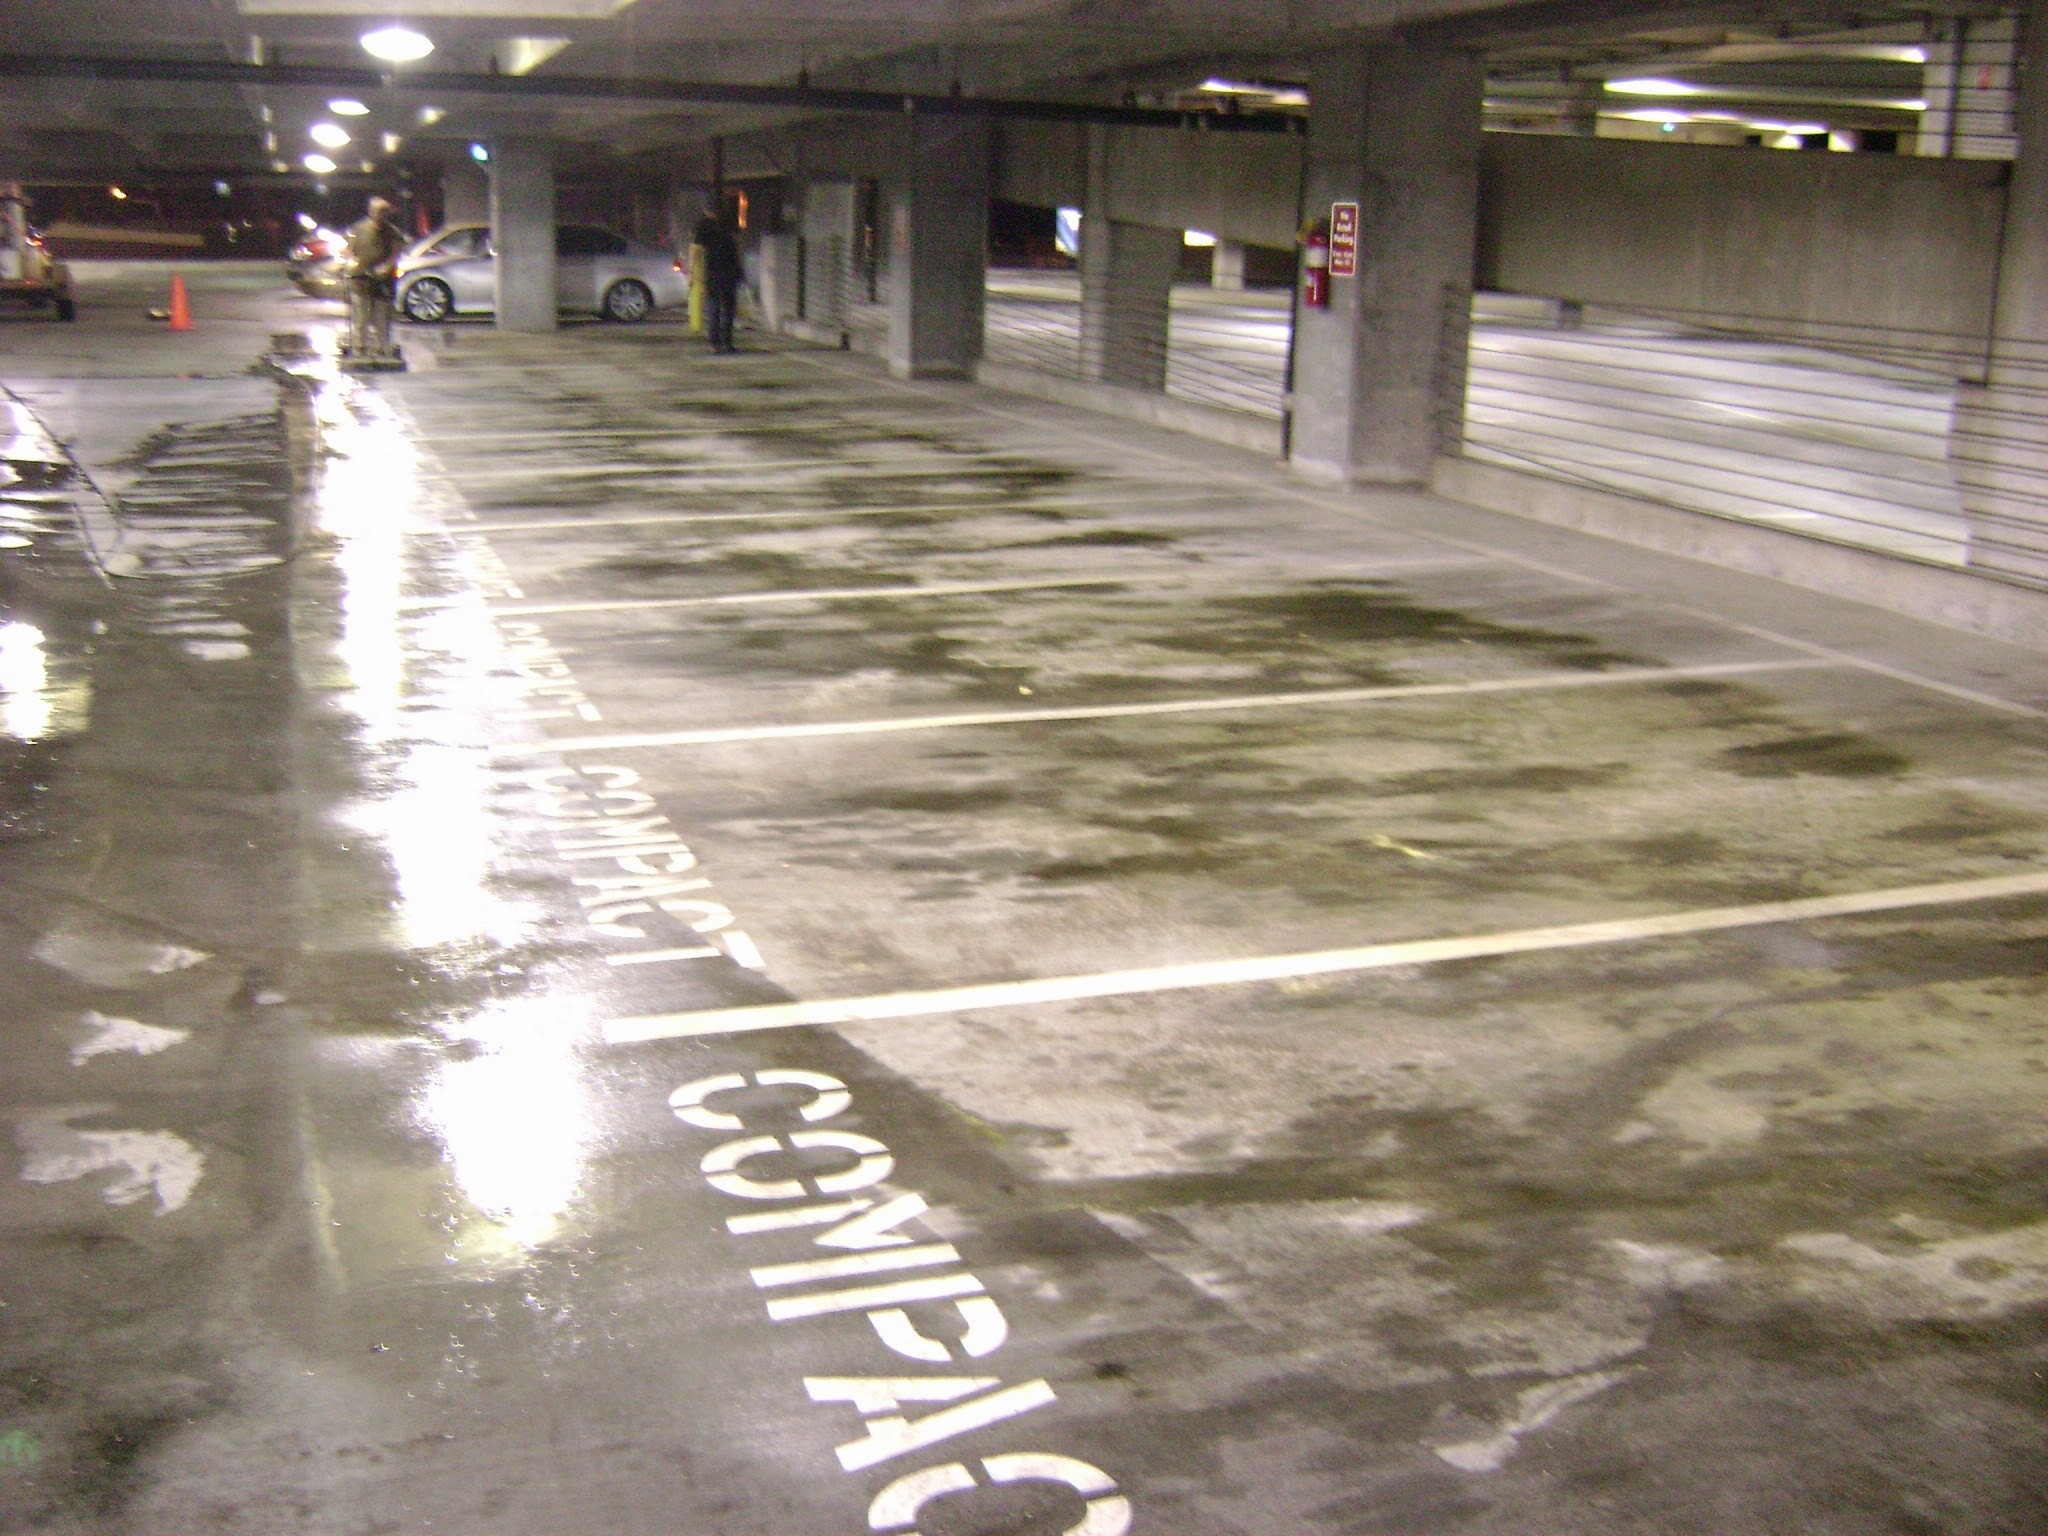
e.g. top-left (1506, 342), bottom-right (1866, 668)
top-left (820, 356), bottom-right (2048, 721)
top-left (449, 491), bottom-right (1241, 534)
top-left (440, 457), bottom-right (1112, 482)
top-left (492, 658), bottom-right (1826, 757)
top-left (454, 505), bottom-right (1010, 534)
top-left (601, 867), bottom-right (2048, 1044)
top-left (484, 574), bottom-right (1136, 619)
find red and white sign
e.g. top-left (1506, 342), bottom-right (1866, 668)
top-left (1328, 201), bottom-right (1359, 278)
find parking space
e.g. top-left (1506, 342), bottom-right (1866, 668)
top-left (4, 292), bottom-right (2048, 1533)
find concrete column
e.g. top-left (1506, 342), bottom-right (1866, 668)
top-left (885, 119), bottom-right (988, 379)
top-left (1288, 42), bottom-right (1483, 485)
top-left (1956, 0), bottom-right (2048, 580)
top-left (1078, 129), bottom-right (1180, 391)
top-left (1210, 240), bottom-right (1247, 291)
top-left (490, 138), bottom-right (556, 333)
top-left (1993, 0), bottom-right (2048, 370)
top-left (756, 232), bottom-right (801, 332)
top-left (442, 158), bottom-right (489, 226)
top-left (1559, 79), bottom-right (1603, 137)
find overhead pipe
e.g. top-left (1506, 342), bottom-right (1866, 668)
top-left (0, 54), bottom-right (1303, 134)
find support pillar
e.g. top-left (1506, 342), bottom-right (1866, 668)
top-left (1559, 78), bottom-right (1603, 137)
top-left (1288, 42), bottom-right (1483, 485)
top-left (441, 158), bottom-right (489, 227)
top-left (1077, 129), bottom-right (1179, 391)
top-left (1956, 0), bottom-right (2048, 580)
top-left (885, 119), bottom-right (988, 379)
top-left (490, 138), bottom-right (556, 333)
top-left (757, 229), bottom-right (801, 333)
top-left (1210, 240), bottom-right (1247, 291)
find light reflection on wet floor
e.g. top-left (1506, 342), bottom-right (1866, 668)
top-left (3, 302), bottom-right (2048, 1534)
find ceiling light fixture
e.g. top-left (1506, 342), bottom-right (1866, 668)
top-left (1605, 78), bottom-right (1704, 97)
top-left (361, 25), bottom-right (433, 63)
top-left (108, 185), bottom-right (128, 200)
top-left (303, 152), bottom-right (337, 174)
top-left (329, 97), bottom-right (370, 116)
top-left (1197, 77), bottom-right (1308, 107)
top-left (309, 122), bottom-right (352, 149)
top-left (417, 104), bottom-right (446, 126)
top-left (494, 36), bottom-right (570, 76)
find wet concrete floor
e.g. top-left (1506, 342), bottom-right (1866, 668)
top-left (3, 266), bottom-right (2047, 1534)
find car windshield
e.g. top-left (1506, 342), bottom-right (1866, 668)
top-left (410, 227), bottom-right (488, 261)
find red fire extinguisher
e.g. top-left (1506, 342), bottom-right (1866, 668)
top-left (1301, 221), bottom-right (1330, 309)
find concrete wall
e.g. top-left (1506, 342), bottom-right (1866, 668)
top-left (996, 123), bottom-right (1302, 247)
top-left (990, 124), bottom-right (2010, 355)
top-left (1476, 135), bottom-right (2010, 345)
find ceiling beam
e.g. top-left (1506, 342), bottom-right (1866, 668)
top-left (0, 54), bottom-right (1302, 134)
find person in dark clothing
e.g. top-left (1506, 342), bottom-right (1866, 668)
top-left (691, 204), bottom-right (743, 354)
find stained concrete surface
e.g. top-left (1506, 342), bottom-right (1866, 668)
top-left (1, 264), bottom-right (2047, 1534)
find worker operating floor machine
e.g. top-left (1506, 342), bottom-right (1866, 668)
top-left (338, 196), bottom-right (407, 373)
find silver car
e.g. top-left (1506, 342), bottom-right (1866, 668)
top-left (396, 223), bottom-right (687, 324)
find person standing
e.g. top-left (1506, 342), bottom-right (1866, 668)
top-left (691, 200), bottom-right (743, 354)
top-left (343, 196), bottom-right (405, 362)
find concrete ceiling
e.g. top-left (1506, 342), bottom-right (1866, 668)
top-left (0, 0), bottom-right (2017, 184)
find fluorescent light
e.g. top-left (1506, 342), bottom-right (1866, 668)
top-left (303, 153), bottom-right (337, 174)
top-left (1183, 230), bottom-right (1216, 247)
top-left (469, 141), bottom-right (490, 162)
top-left (417, 104), bottom-right (446, 125)
top-left (1197, 77), bottom-right (1309, 107)
top-left (241, 0), bottom-right (638, 15)
top-left (361, 25), bottom-right (433, 62)
top-left (493, 36), bottom-right (570, 75)
top-left (329, 97), bottom-right (370, 116)
top-left (310, 122), bottom-right (352, 149)
top-left (1605, 78), bottom-right (1703, 97)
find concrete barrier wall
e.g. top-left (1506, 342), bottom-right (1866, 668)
top-left (996, 123), bottom-right (1302, 247)
top-left (991, 123), bottom-right (2010, 355)
top-left (1476, 135), bottom-right (2009, 344)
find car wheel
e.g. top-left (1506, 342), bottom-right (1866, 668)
top-left (603, 279), bottom-right (653, 323)
top-left (402, 277), bottom-right (454, 324)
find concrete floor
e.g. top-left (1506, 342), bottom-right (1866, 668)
top-left (4, 265), bottom-right (2048, 1535)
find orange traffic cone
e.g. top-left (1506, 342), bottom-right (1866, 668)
top-left (167, 273), bottom-right (192, 332)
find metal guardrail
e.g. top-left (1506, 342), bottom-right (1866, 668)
top-left (980, 275), bottom-right (1287, 419)
top-left (1448, 294), bottom-right (2048, 589)
top-left (803, 257), bottom-right (2048, 594)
